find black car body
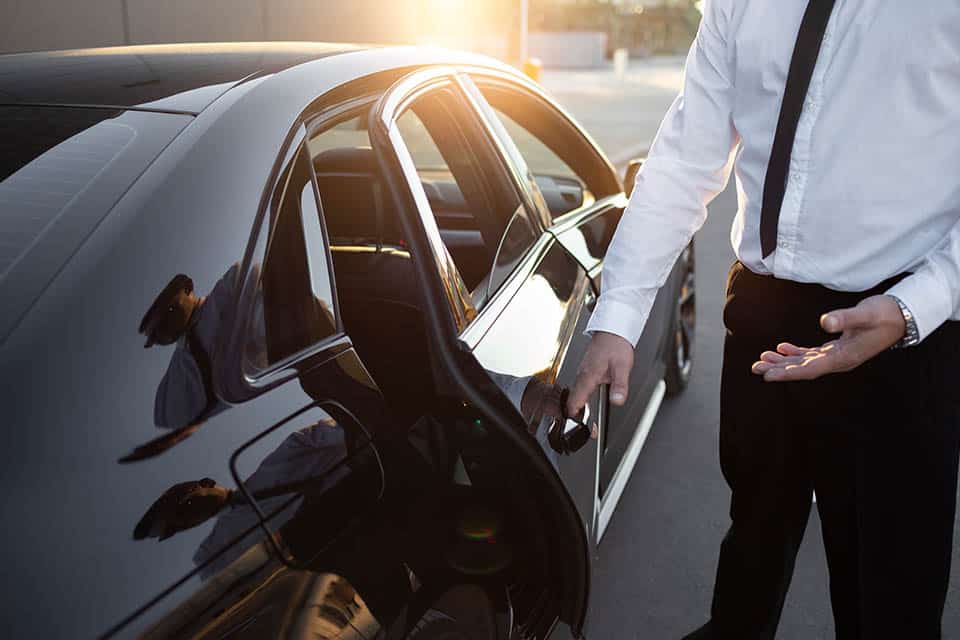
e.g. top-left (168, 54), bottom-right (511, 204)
top-left (0, 43), bottom-right (695, 639)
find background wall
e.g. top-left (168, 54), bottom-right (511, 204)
top-left (0, 0), bottom-right (697, 65)
top-left (0, 0), bottom-right (429, 54)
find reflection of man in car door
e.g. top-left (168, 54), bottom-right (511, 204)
top-left (139, 267), bottom-right (240, 430)
top-left (130, 372), bottom-right (576, 556)
top-left (131, 416), bottom-right (349, 571)
top-left (488, 371), bottom-right (596, 467)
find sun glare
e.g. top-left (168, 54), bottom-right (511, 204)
top-left (429, 0), bottom-right (467, 9)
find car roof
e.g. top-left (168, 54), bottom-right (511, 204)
top-left (0, 44), bottom-right (528, 346)
top-left (0, 42), bottom-right (371, 114)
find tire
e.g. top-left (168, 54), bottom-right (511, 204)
top-left (665, 241), bottom-right (695, 396)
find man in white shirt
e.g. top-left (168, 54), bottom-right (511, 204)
top-left (568, 1), bottom-right (960, 638)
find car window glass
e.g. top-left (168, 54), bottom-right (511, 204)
top-left (486, 105), bottom-right (594, 219)
top-left (393, 91), bottom-right (537, 302)
top-left (396, 109), bottom-right (448, 173)
top-left (490, 108), bottom-right (579, 183)
top-left (306, 115), bottom-right (369, 157)
top-left (244, 145), bottom-right (338, 376)
top-left (477, 85), bottom-right (619, 219)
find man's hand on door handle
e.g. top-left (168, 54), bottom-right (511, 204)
top-left (567, 331), bottom-right (634, 417)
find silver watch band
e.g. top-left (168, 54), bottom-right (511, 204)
top-left (888, 295), bottom-right (920, 349)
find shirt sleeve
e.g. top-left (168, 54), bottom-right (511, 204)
top-left (153, 339), bottom-right (207, 429)
top-left (884, 223), bottom-right (960, 342)
top-left (586, 0), bottom-right (740, 346)
top-left (485, 371), bottom-right (533, 414)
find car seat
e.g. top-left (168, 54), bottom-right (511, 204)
top-left (313, 147), bottom-right (437, 424)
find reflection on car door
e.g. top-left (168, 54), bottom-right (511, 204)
top-left (104, 129), bottom-right (390, 637)
top-left (466, 240), bottom-right (602, 539)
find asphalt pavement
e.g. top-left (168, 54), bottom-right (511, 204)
top-left (541, 58), bottom-right (960, 639)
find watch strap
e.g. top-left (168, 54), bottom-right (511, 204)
top-left (888, 295), bottom-right (920, 349)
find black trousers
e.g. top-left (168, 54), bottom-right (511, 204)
top-left (707, 261), bottom-right (960, 640)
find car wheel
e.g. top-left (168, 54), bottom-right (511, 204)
top-left (665, 241), bottom-right (695, 395)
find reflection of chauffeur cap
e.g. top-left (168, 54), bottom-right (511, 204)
top-left (139, 274), bottom-right (194, 348)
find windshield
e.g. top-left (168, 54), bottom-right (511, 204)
top-left (0, 106), bottom-right (192, 341)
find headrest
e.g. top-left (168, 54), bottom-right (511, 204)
top-left (313, 146), bottom-right (379, 176)
top-left (312, 146), bottom-right (402, 245)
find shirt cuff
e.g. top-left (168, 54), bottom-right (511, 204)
top-left (884, 268), bottom-right (953, 343)
top-left (585, 296), bottom-right (655, 348)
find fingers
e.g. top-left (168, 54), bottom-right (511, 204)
top-left (751, 345), bottom-right (804, 374)
top-left (751, 340), bottom-right (844, 380)
top-left (754, 343), bottom-right (842, 381)
top-left (763, 351), bottom-right (833, 381)
top-left (568, 333), bottom-right (634, 415)
top-left (821, 304), bottom-right (875, 333)
top-left (567, 367), bottom-right (603, 417)
top-left (751, 353), bottom-right (802, 374)
top-left (609, 357), bottom-right (632, 407)
top-left (776, 342), bottom-right (808, 356)
top-left (541, 385), bottom-right (565, 419)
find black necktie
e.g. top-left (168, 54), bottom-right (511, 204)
top-left (760, 0), bottom-right (837, 258)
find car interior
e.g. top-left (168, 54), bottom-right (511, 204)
top-left (308, 92), bottom-right (523, 423)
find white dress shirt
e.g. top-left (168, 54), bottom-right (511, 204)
top-left (587, 0), bottom-right (960, 345)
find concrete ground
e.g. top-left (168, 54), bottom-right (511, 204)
top-left (539, 58), bottom-right (960, 639)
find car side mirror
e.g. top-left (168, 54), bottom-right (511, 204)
top-left (623, 158), bottom-right (644, 197)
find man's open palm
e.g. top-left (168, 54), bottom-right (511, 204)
top-left (751, 294), bottom-right (906, 382)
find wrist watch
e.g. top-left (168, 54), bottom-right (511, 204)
top-left (888, 295), bottom-right (920, 349)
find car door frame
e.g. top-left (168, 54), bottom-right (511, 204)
top-left (368, 65), bottom-right (591, 637)
top-left (457, 68), bottom-right (673, 545)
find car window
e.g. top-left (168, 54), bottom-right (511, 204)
top-left (394, 90), bottom-right (538, 301)
top-left (476, 83), bottom-right (620, 220)
top-left (244, 144), bottom-right (339, 376)
top-left (306, 115), bottom-right (369, 157)
top-left (489, 107), bottom-right (579, 184)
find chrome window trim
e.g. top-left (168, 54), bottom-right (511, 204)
top-left (239, 132), bottom-right (348, 388)
top-left (371, 67), bottom-right (478, 333)
top-left (547, 193), bottom-right (629, 236)
top-left (220, 115), bottom-right (351, 402)
top-left (484, 202), bottom-right (538, 303)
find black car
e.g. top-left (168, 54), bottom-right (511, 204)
top-left (0, 43), bottom-right (695, 639)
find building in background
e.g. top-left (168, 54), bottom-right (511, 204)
top-left (529, 0), bottom-right (699, 61)
top-left (0, 0), bottom-right (698, 65)
top-left (0, 0), bottom-right (522, 57)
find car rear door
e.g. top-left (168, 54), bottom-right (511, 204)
top-left (99, 125), bottom-right (389, 638)
top-left (368, 67), bottom-right (591, 639)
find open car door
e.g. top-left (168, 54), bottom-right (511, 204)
top-left (368, 67), bottom-right (591, 639)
